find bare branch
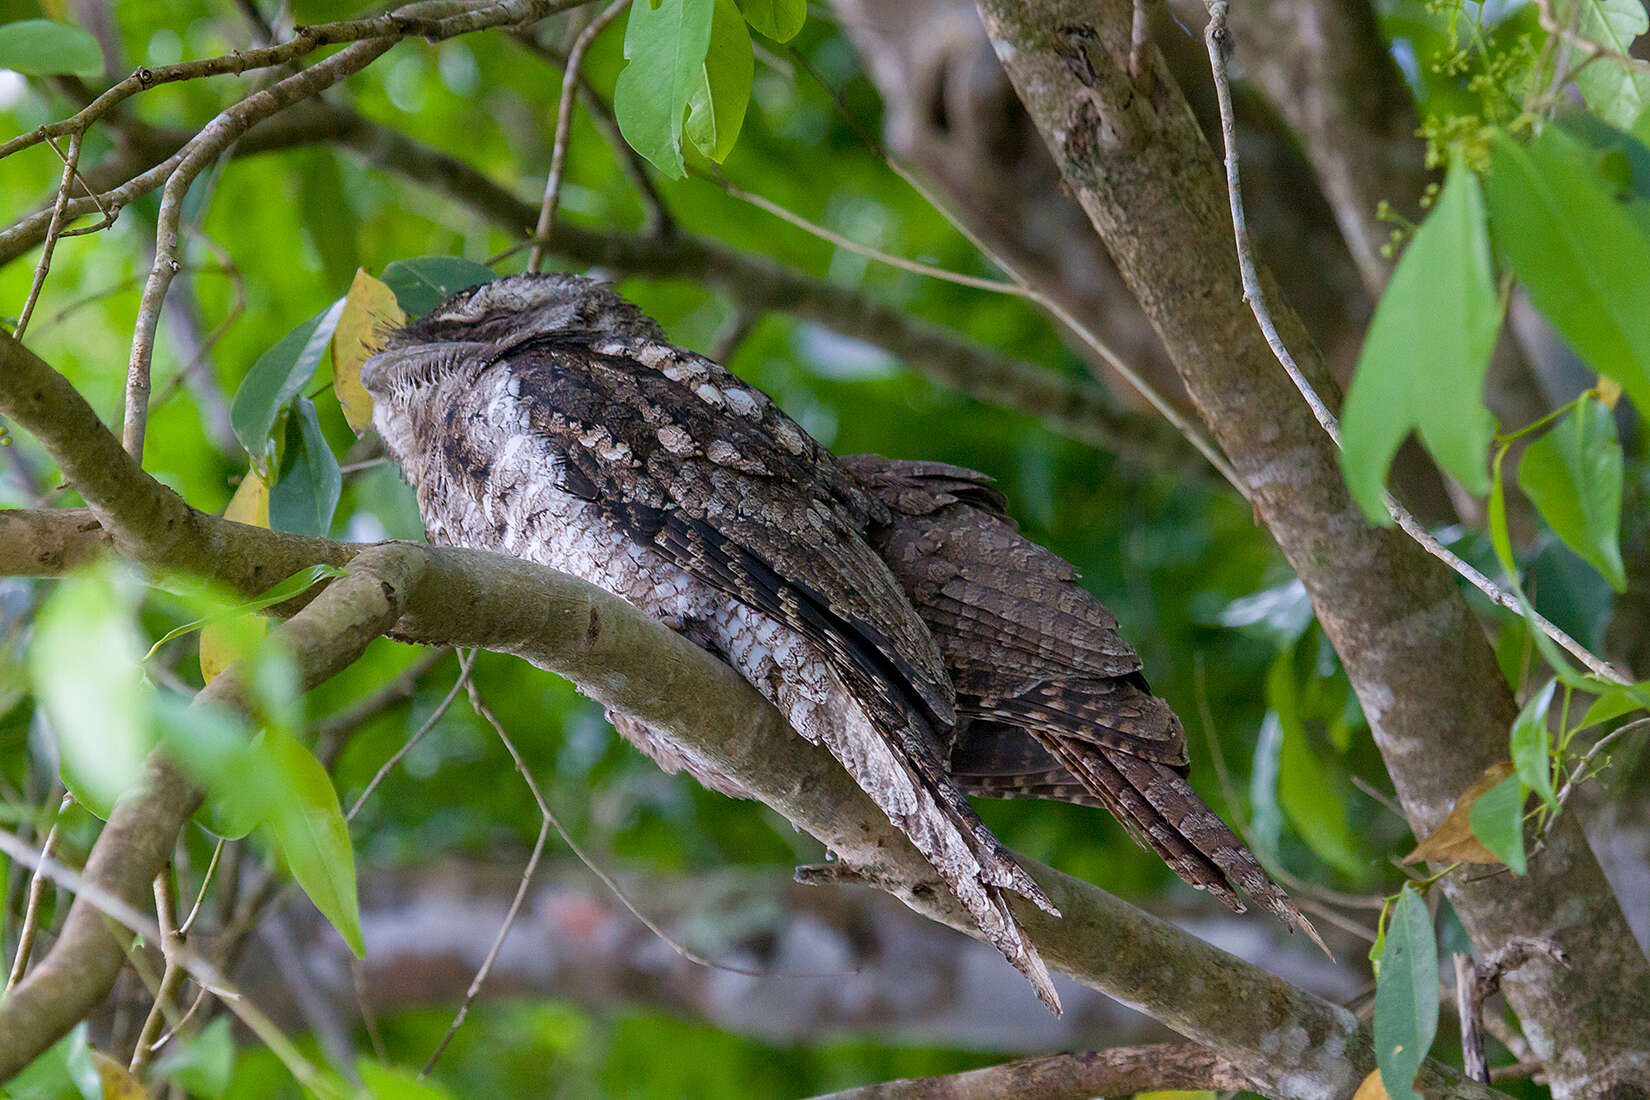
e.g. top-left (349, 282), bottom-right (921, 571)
top-left (805, 1043), bottom-right (1252, 1099)
top-left (528, 0), bottom-right (632, 272)
top-left (121, 36), bottom-right (398, 459)
top-left (4, 793), bottom-right (71, 991)
top-left (13, 133), bottom-right (84, 340)
top-left (0, 0), bottom-right (586, 163)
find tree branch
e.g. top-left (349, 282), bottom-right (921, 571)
top-left (972, 2), bottom-right (1650, 1094)
top-left (805, 1043), bottom-right (1251, 1099)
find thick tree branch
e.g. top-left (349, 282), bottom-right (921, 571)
top-left (973, 2), bottom-right (1650, 1096)
top-left (0, 541), bottom-right (426, 1081)
top-left (0, 328), bottom-right (1500, 1099)
top-left (806, 1043), bottom-right (1251, 1099)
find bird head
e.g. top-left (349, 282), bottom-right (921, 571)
top-left (361, 271), bottom-right (666, 461)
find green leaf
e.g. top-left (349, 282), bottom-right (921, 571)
top-left (1510, 678), bottom-right (1560, 811)
top-left (154, 693), bottom-right (262, 840)
top-left (152, 1017), bottom-right (236, 1099)
top-left (230, 299), bottom-right (347, 460)
top-left (28, 563), bottom-right (151, 819)
top-left (269, 397), bottom-right (342, 537)
top-left (5, 1022), bottom-right (99, 1100)
top-left (1552, 111), bottom-right (1650, 205)
top-left (145, 564), bottom-right (345, 661)
top-left (357, 1061), bottom-right (460, 1099)
top-left (684, 0), bottom-right (753, 163)
top-left (737, 0), bottom-right (804, 41)
top-left (1373, 886), bottom-right (1439, 1100)
top-left (1488, 128), bottom-right (1650, 415)
top-left (0, 19), bottom-right (102, 76)
top-left (1555, 0), bottom-right (1650, 128)
top-left (1580, 681), bottom-right (1650, 728)
top-left (1517, 396), bottom-right (1626, 590)
top-left (1468, 773), bottom-right (1529, 874)
top-left (1342, 153), bottom-right (1500, 521)
top-left (1267, 650), bottom-right (1363, 876)
top-left (379, 256), bottom-right (496, 318)
top-left (614, 0), bottom-right (716, 178)
top-left (259, 727), bottom-right (364, 956)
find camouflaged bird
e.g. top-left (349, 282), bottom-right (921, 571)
top-left (840, 457), bottom-right (1319, 948)
top-left (360, 273), bottom-right (1061, 1010)
top-left (361, 274), bottom-right (1316, 1013)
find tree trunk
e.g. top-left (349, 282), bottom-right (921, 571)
top-left (974, 2), bottom-right (1650, 1095)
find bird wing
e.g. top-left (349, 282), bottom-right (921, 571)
top-left (506, 342), bottom-right (954, 733)
top-left (847, 455), bottom-right (1322, 949)
top-left (843, 454), bottom-right (1188, 766)
top-left (502, 346), bottom-right (1064, 1004)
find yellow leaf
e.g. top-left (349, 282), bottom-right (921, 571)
top-left (1401, 760), bottom-right (1515, 865)
top-left (90, 1050), bottom-right (149, 1099)
top-left (202, 468), bottom-right (270, 682)
top-left (1354, 1069), bottom-right (1393, 1100)
top-left (332, 268), bottom-right (404, 433)
top-left (1596, 374), bottom-right (1623, 410)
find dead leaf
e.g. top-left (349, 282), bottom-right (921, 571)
top-left (91, 1050), bottom-right (149, 1099)
top-left (1401, 760), bottom-right (1515, 865)
top-left (201, 468), bottom-right (270, 682)
top-left (1354, 1068), bottom-right (1392, 1100)
top-left (332, 268), bottom-right (404, 432)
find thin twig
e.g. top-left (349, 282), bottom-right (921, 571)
top-left (528, 0), bottom-right (632, 272)
top-left (1538, 717), bottom-right (1649, 845)
top-left (782, 50), bottom-right (1245, 494)
top-left (4, 793), bottom-right (71, 990)
top-left (177, 837), bottom-right (225, 936)
top-left (0, 0), bottom-right (580, 163)
top-left (1200, 1), bottom-right (1626, 685)
top-left (122, 36), bottom-right (398, 460)
top-left (14, 132), bottom-right (85, 341)
top-left (894, 169), bottom-right (1242, 496)
top-left (346, 649), bottom-right (476, 821)
top-left (315, 646), bottom-right (452, 767)
top-left (1350, 775), bottom-right (1408, 822)
top-left (710, 173), bottom-right (1031, 296)
top-left (1456, 953), bottom-right (1490, 1083)
top-left (420, 669), bottom-right (552, 1075)
top-left (130, 873), bottom-right (188, 1073)
top-left (509, 32), bottom-right (672, 239)
top-left (466, 678), bottom-right (785, 974)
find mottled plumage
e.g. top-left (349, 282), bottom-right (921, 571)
top-left (361, 274), bottom-right (1060, 1009)
top-left (841, 456), bottom-right (1319, 945)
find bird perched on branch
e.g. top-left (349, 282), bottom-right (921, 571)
top-left (361, 273), bottom-right (1313, 1012)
